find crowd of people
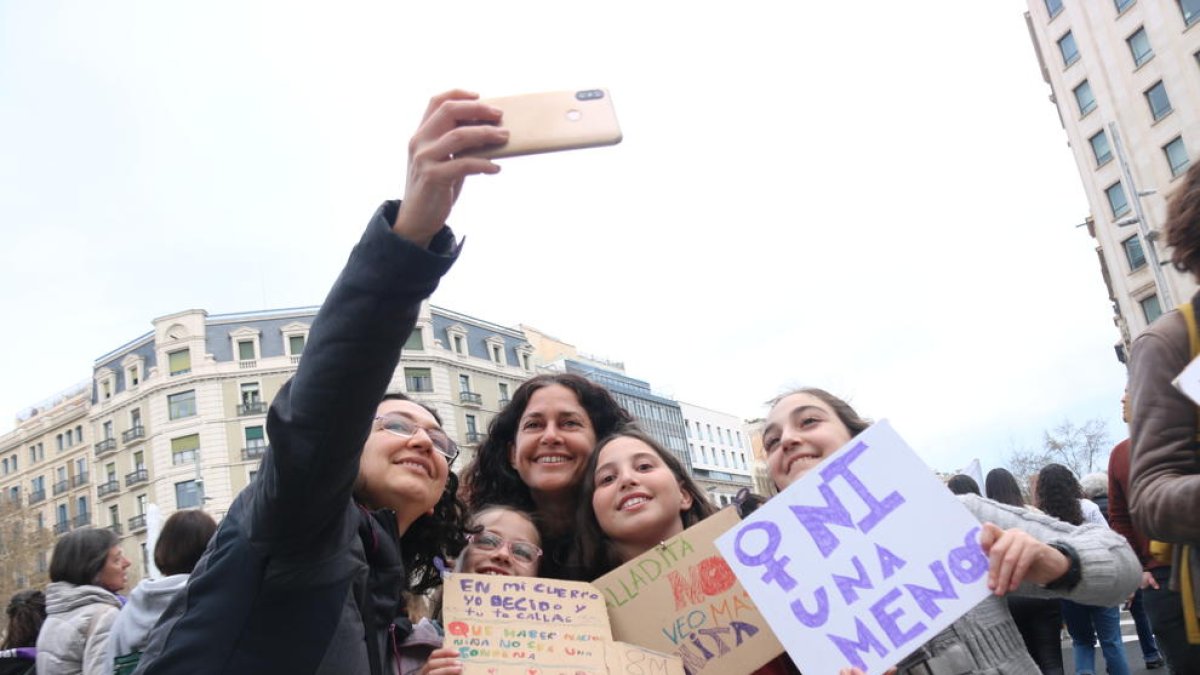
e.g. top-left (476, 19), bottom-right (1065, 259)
top-left (2, 91), bottom-right (1199, 675)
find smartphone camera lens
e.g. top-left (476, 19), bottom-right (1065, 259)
top-left (575, 89), bottom-right (604, 101)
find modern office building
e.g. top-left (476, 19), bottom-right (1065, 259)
top-left (678, 402), bottom-right (755, 507)
top-left (0, 301), bottom-right (536, 588)
top-left (1025, 0), bottom-right (1200, 357)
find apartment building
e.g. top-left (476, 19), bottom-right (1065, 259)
top-left (1025, 0), bottom-right (1200, 355)
top-left (678, 402), bottom-right (755, 507)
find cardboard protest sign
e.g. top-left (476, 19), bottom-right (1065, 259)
top-left (593, 508), bottom-right (783, 675)
top-left (443, 573), bottom-right (685, 675)
top-left (715, 420), bottom-right (991, 675)
top-left (1173, 354), bottom-right (1200, 406)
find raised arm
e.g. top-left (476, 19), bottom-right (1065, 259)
top-left (247, 91), bottom-right (507, 551)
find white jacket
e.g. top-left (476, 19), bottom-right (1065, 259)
top-left (35, 582), bottom-right (121, 675)
top-left (104, 575), bottom-right (188, 665)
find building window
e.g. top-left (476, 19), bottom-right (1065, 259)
top-left (1123, 235), bottom-right (1147, 270)
top-left (168, 390), bottom-right (197, 420)
top-left (520, 353), bottom-right (531, 370)
top-left (1127, 27), bottom-right (1153, 67)
top-left (244, 426), bottom-right (266, 450)
top-left (404, 368), bottom-right (433, 393)
top-left (102, 421), bottom-right (113, 440)
top-left (100, 379), bottom-right (112, 400)
top-left (108, 504), bottom-right (119, 527)
top-left (1058, 31), bottom-right (1080, 67)
top-left (404, 329), bottom-right (424, 351)
top-left (130, 408), bottom-right (141, 429)
top-left (168, 349), bottom-right (191, 375)
top-left (1181, 0), bottom-right (1200, 26)
top-left (1145, 81), bottom-right (1173, 121)
top-left (171, 434), bottom-right (200, 465)
top-left (498, 382), bottom-right (510, 404)
top-left (175, 480), bottom-right (202, 509)
top-left (465, 414), bottom-right (478, 436)
top-left (1073, 80), bottom-right (1097, 117)
top-left (491, 344), bottom-right (502, 364)
top-left (288, 335), bottom-right (306, 357)
top-left (459, 374), bottom-right (472, 393)
top-left (1141, 294), bottom-right (1164, 323)
top-left (453, 335), bottom-right (465, 355)
top-left (1106, 181), bottom-right (1131, 218)
top-left (1164, 136), bottom-right (1190, 177)
top-left (56, 434), bottom-right (63, 452)
top-left (1115, 0), bottom-right (1134, 12)
top-left (128, 365), bottom-right (140, 387)
top-left (237, 340), bottom-right (256, 361)
top-left (1045, 0), bottom-right (1063, 18)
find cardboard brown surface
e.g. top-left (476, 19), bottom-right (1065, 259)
top-left (592, 508), bottom-right (784, 675)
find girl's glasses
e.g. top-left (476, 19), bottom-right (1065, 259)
top-left (469, 530), bottom-right (542, 565)
top-left (373, 414), bottom-right (459, 463)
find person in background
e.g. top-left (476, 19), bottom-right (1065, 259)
top-left (946, 474), bottom-right (981, 496)
top-left (1037, 463), bottom-right (1131, 675)
top-left (35, 528), bottom-right (130, 675)
top-left (1110, 393), bottom-right (1175, 671)
top-left (985, 467), bottom-right (1064, 675)
top-left (763, 388), bottom-right (1139, 675)
top-left (1080, 472), bottom-right (1109, 522)
top-left (0, 590), bottom-right (45, 675)
top-left (106, 510), bottom-right (218, 670)
top-left (1128, 160), bottom-right (1200, 671)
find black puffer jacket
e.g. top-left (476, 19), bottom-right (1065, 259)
top-left (135, 201), bottom-right (458, 675)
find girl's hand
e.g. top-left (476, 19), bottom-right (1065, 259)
top-left (419, 647), bottom-right (463, 675)
top-left (978, 522), bottom-right (1070, 595)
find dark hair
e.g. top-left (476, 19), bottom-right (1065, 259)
top-left (460, 374), bottom-right (633, 513)
top-left (734, 487), bottom-right (769, 519)
top-left (49, 527), bottom-right (120, 586)
top-left (569, 426), bottom-right (716, 580)
top-left (2, 590), bottom-right (45, 650)
top-left (154, 510), bottom-right (218, 576)
top-left (1036, 463), bottom-right (1084, 526)
top-left (364, 392), bottom-right (469, 594)
top-left (401, 469), bottom-right (471, 594)
top-left (768, 387), bottom-right (872, 437)
top-left (1166, 161), bottom-right (1200, 280)
top-left (946, 474), bottom-right (981, 496)
top-left (985, 468), bottom-right (1025, 507)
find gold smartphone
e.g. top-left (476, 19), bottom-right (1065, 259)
top-left (461, 89), bottom-right (623, 159)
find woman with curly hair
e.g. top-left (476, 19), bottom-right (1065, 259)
top-left (1128, 158), bottom-right (1200, 672)
top-left (458, 373), bottom-right (632, 577)
top-left (1037, 463), bottom-right (1130, 675)
top-left (0, 590), bottom-right (45, 675)
top-left (133, 89), bottom-right (500, 675)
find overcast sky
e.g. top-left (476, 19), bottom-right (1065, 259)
top-left (0, 1), bottom-right (1127, 474)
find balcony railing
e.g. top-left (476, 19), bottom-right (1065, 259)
top-left (107, 523), bottom-right (122, 535)
top-left (53, 521), bottom-right (70, 535)
top-left (242, 444), bottom-right (267, 461)
top-left (465, 431), bottom-right (486, 444)
top-left (71, 472), bottom-right (89, 488)
top-left (459, 391), bottom-right (482, 405)
top-left (237, 401), bottom-right (266, 416)
top-left (128, 514), bottom-right (147, 532)
top-left (73, 513), bottom-right (90, 528)
top-left (238, 359), bottom-right (257, 369)
top-left (98, 480), bottom-right (120, 498)
top-left (498, 397), bottom-right (511, 408)
top-left (125, 468), bottom-right (149, 487)
top-left (94, 438), bottom-right (117, 456)
top-left (122, 426), bottom-right (145, 444)
top-left (28, 489), bottom-right (46, 505)
top-left (52, 480), bottom-right (68, 496)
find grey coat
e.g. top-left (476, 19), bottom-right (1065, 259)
top-left (35, 582), bottom-right (122, 675)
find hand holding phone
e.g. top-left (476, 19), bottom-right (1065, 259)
top-left (458, 89), bottom-right (622, 159)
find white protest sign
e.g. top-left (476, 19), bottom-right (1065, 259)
top-left (1173, 353), bottom-right (1200, 406)
top-left (714, 420), bottom-right (991, 674)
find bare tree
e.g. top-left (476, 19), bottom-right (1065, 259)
top-left (1005, 418), bottom-right (1112, 498)
top-left (0, 496), bottom-right (53, 603)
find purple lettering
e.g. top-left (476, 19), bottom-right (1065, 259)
top-left (788, 483), bottom-right (854, 558)
top-left (731, 620), bottom-right (759, 645)
top-left (789, 586), bottom-right (830, 628)
top-left (948, 527), bottom-right (988, 584)
top-left (876, 544), bottom-right (907, 579)
top-left (870, 587), bottom-right (927, 649)
top-left (733, 521), bottom-right (797, 591)
top-left (819, 441), bottom-right (905, 533)
top-left (832, 556), bottom-right (874, 605)
top-left (676, 642), bottom-right (707, 675)
top-left (827, 617), bottom-right (888, 670)
top-left (696, 626), bottom-right (731, 655)
top-left (904, 560), bottom-right (958, 619)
